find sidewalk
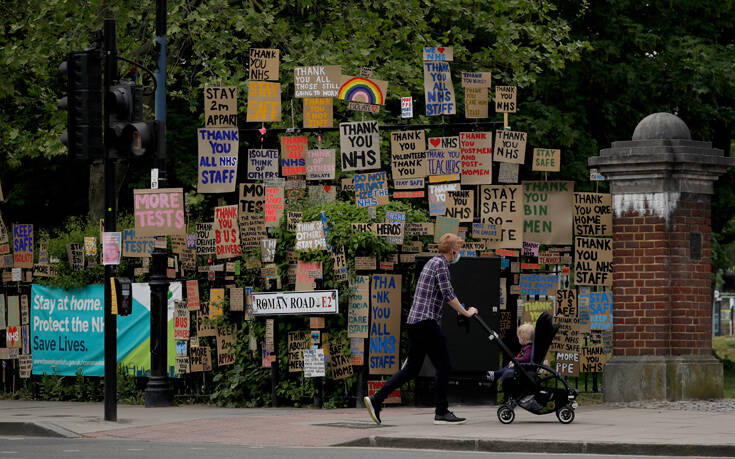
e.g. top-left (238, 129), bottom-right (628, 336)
top-left (1, 399), bottom-right (735, 456)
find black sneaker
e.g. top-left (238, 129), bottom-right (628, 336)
top-left (364, 396), bottom-right (382, 425)
top-left (484, 371), bottom-right (495, 382)
top-left (434, 411), bottom-right (467, 425)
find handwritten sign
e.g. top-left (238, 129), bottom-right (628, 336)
top-left (280, 136), bottom-right (307, 176)
top-left (384, 210), bottom-right (406, 245)
top-left (556, 289), bottom-right (577, 317)
top-left (261, 238), bottom-right (276, 262)
top-left (133, 188), bottom-right (185, 237)
top-left (216, 324), bottom-right (236, 366)
top-left (295, 261), bottom-right (321, 291)
top-left (461, 72), bottom-right (491, 87)
top-left (464, 87), bottom-right (488, 118)
top-left (329, 339), bottom-right (353, 380)
top-left (66, 243), bottom-right (84, 270)
top-left (340, 121), bottom-right (380, 172)
top-left (434, 216), bottom-right (459, 243)
top-left (394, 178), bottom-right (424, 190)
top-left (493, 130), bottom-right (526, 164)
top-left (303, 349), bottom-right (326, 377)
top-left (533, 148), bottom-right (561, 172)
top-left (523, 181), bottom-right (574, 245)
top-left (522, 241), bottom-right (540, 257)
top-left (391, 130), bottom-right (427, 180)
top-left (293, 65), bottom-right (341, 97)
top-left (427, 136), bottom-right (461, 182)
top-left (498, 162), bottom-right (519, 183)
top-left (338, 75), bottom-right (389, 105)
top-left (185, 280), bottom-right (200, 311)
top-left (574, 237), bottom-right (613, 286)
top-left (424, 61), bottom-right (455, 116)
top-left (197, 128), bottom-right (238, 192)
top-left (460, 132), bottom-right (492, 184)
top-left (369, 274), bottom-right (401, 375)
top-left (348, 276), bottom-right (370, 338)
top-left (519, 274), bottom-right (558, 296)
top-left (214, 205), bottom-right (241, 259)
top-left (355, 256), bottom-right (376, 271)
top-left (264, 186), bottom-right (284, 227)
top-left (573, 193), bottom-right (613, 237)
top-left (295, 221), bottom-right (327, 251)
top-left (355, 171), bottom-right (389, 208)
top-left (13, 224), bottom-right (33, 268)
top-left (472, 222), bottom-right (499, 240)
top-left (550, 316), bottom-right (581, 353)
top-left (306, 149), bottom-right (336, 181)
top-left (246, 81), bottom-right (281, 122)
top-left (581, 345), bottom-right (609, 373)
top-left (445, 190), bottom-right (474, 222)
top-left (303, 97), bottom-right (333, 128)
top-left (246, 149), bottom-right (279, 181)
top-left (249, 48), bottom-right (279, 81)
top-left (589, 291), bottom-right (613, 330)
top-left (204, 86), bottom-right (237, 127)
top-left (401, 96), bottom-right (413, 118)
top-left (555, 351), bottom-right (579, 377)
top-left (423, 46), bottom-right (453, 61)
top-left (494, 86), bottom-right (517, 113)
top-left (190, 346), bottom-right (212, 372)
top-left (428, 183), bottom-right (459, 216)
top-left (195, 222), bottom-right (215, 255)
top-left (173, 300), bottom-right (190, 340)
top-left (480, 185), bottom-right (523, 249)
top-left (523, 300), bottom-right (553, 323)
top-left (288, 331), bottom-right (309, 372)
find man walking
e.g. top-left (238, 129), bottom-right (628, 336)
top-left (364, 233), bottom-right (478, 425)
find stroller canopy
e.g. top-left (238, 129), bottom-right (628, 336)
top-left (531, 311), bottom-right (559, 365)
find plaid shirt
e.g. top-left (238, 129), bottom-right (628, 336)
top-left (407, 254), bottom-right (457, 324)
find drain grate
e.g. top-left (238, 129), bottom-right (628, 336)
top-left (314, 421), bottom-right (382, 429)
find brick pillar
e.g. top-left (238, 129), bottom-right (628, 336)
top-left (590, 112), bottom-right (734, 401)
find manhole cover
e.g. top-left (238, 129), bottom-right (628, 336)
top-left (314, 422), bottom-right (382, 429)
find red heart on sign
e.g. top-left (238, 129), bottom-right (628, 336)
top-left (438, 47), bottom-right (445, 53)
top-left (324, 186), bottom-right (331, 192)
top-left (430, 138), bottom-right (441, 148)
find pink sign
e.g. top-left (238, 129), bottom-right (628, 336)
top-left (134, 188), bottom-right (186, 236)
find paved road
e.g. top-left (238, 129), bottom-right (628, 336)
top-left (0, 438), bottom-right (725, 459)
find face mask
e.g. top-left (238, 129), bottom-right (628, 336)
top-left (451, 251), bottom-right (461, 264)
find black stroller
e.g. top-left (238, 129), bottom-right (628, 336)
top-left (474, 311), bottom-right (579, 424)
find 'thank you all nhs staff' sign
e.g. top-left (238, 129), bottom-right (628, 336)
top-left (251, 290), bottom-right (338, 316)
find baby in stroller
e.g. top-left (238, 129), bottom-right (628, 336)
top-left (484, 323), bottom-right (534, 383)
top-left (474, 311), bottom-right (579, 424)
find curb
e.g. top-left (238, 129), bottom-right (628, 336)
top-left (0, 422), bottom-right (80, 438)
top-left (336, 436), bottom-right (735, 457)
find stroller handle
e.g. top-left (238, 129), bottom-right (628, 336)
top-left (472, 313), bottom-right (495, 335)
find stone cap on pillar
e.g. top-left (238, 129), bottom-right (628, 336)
top-left (589, 112), bottom-right (734, 195)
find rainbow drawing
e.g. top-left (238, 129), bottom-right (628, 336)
top-left (338, 77), bottom-right (385, 105)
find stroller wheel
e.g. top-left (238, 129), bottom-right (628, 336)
top-left (556, 406), bottom-right (575, 424)
top-left (497, 405), bottom-right (515, 424)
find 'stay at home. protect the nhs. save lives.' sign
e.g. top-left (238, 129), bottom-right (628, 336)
top-left (31, 283), bottom-right (181, 377)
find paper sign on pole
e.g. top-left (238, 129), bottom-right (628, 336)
top-left (174, 300), bottom-right (190, 340)
top-left (532, 148), bottom-right (561, 172)
top-left (293, 66), bottom-right (341, 98)
top-left (195, 222), bottom-right (216, 255)
top-left (460, 132), bottom-right (492, 185)
top-left (102, 232), bottom-right (122, 265)
top-left (401, 97), bottom-right (413, 118)
top-left (122, 229), bottom-right (154, 258)
top-left (186, 280), bottom-right (200, 311)
top-left (522, 181), bottom-right (574, 245)
top-left (288, 331), bottom-right (309, 372)
top-left (424, 61), bottom-right (456, 116)
top-left (249, 48), bottom-right (279, 81)
top-left (197, 128), bottom-right (239, 193)
top-left (66, 243), bottom-right (85, 270)
top-left (303, 349), bottom-right (326, 377)
top-left (480, 185), bottom-right (524, 249)
top-left (495, 86), bottom-right (517, 113)
top-left (133, 188), bottom-right (185, 236)
top-left (204, 86), bottom-right (237, 127)
top-left (216, 324), bottom-right (236, 366)
top-left (340, 121), bottom-right (380, 172)
top-left (369, 274), bottom-right (401, 375)
top-left (498, 162), bottom-right (519, 183)
top-left (556, 289), bottom-right (577, 317)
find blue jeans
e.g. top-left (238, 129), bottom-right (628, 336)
top-left (493, 365), bottom-right (515, 381)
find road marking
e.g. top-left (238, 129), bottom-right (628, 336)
top-left (127, 449), bottom-right (144, 451)
top-left (63, 450), bottom-right (80, 453)
top-left (0, 451), bottom-right (17, 454)
top-left (189, 447), bottom-right (205, 450)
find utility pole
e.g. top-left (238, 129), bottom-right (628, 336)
top-left (103, 18), bottom-right (118, 422)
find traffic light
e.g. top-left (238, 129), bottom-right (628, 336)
top-left (58, 49), bottom-right (104, 160)
top-left (107, 80), bottom-right (162, 158)
top-left (113, 277), bottom-right (133, 316)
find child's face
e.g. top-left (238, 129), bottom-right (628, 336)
top-left (518, 331), bottom-right (531, 345)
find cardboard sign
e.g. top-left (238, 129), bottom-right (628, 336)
top-left (461, 72), bottom-right (492, 87)
top-left (495, 86), bottom-right (517, 113)
top-left (190, 346), bottom-right (212, 372)
top-left (480, 185), bottom-right (523, 249)
top-left (348, 275), bottom-right (370, 338)
top-left (84, 236), bottom-right (97, 257)
top-left (293, 65), bottom-right (341, 98)
top-left (538, 252), bottom-right (560, 265)
top-left (134, 188), bottom-right (185, 236)
top-left (7, 296), bottom-right (18, 327)
top-left (206, 288), bottom-right (224, 319)
top-left (19, 353), bottom-right (32, 378)
top-left (550, 316), bottom-right (581, 353)
top-left (340, 121), bottom-right (380, 172)
top-left (204, 86), bottom-right (237, 127)
top-left (66, 243), bottom-right (84, 270)
top-left (305, 149), bottom-right (336, 181)
top-left (577, 286), bottom-right (590, 327)
top-left (0, 213), bottom-right (8, 246)
top-left (102, 232), bottom-right (122, 265)
top-left (13, 224), bottom-right (33, 268)
top-left (460, 132), bottom-right (492, 184)
top-left (465, 87), bottom-right (488, 118)
top-left (394, 178), bottom-right (425, 190)
top-left (19, 295), bottom-right (28, 325)
top-left (261, 238), bottom-right (276, 263)
top-left (424, 61), bottom-right (455, 116)
top-left (573, 193), bottom-right (613, 237)
top-left (574, 237), bottom-right (613, 286)
top-left (355, 256), bottom-right (377, 271)
top-left (519, 274), bottom-right (558, 296)
top-left (249, 48), bottom-right (279, 81)
top-left (589, 291), bottom-right (613, 330)
top-left (498, 162), bottom-right (519, 183)
top-left (239, 183), bottom-right (265, 213)
top-left (295, 261), bottom-right (322, 291)
top-left (493, 130), bottom-right (526, 164)
top-left (581, 345), bottom-right (609, 373)
top-left (423, 46), bottom-right (453, 61)
top-left (533, 148), bottom-right (561, 172)
top-left (434, 216), bottom-right (459, 243)
top-left (338, 75), bottom-right (389, 105)
top-left (522, 181), bottom-right (574, 245)
top-left (239, 212), bottom-right (266, 251)
top-left (523, 300), bottom-right (553, 323)
top-left (391, 130), bottom-right (427, 180)
top-left (216, 324), bottom-right (236, 366)
top-left (556, 289), bottom-right (577, 317)
top-left (264, 186), bottom-right (284, 227)
top-left (404, 222), bottom-right (434, 236)
top-left (246, 149), bottom-right (279, 181)
top-left (197, 128), bottom-right (239, 193)
top-left (195, 222), bottom-right (216, 255)
top-left (428, 183), bottom-right (459, 216)
top-left (303, 349), bottom-right (326, 377)
top-left (329, 339), bottom-right (353, 380)
top-left (555, 351), bottom-right (579, 377)
top-left (173, 300), bottom-right (190, 340)
top-left (472, 222), bottom-right (499, 240)
top-left (251, 290), bottom-right (338, 315)
top-left (246, 81), bottom-right (281, 122)
top-left (522, 241), bottom-right (540, 257)
top-left (384, 211), bottom-right (406, 245)
top-left (355, 171), bottom-right (389, 207)
top-left (288, 331), bottom-right (309, 372)
top-left (445, 190), bottom-right (474, 223)
top-left (331, 244), bottom-right (348, 281)
top-left (214, 205), bottom-right (241, 259)
top-left (427, 136), bottom-right (461, 182)
top-left (303, 97), bottom-right (333, 128)
top-left (401, 96), bottom-right (413, 118)
top-left (369, 274), bottom-right (401, 375)
top-left (186, 280), bottom-right (200, 311)
top-left (295, 221), bottom-right (327, 251)
top-left (121, 229), bottom-right (154, 258)
top-left (280, 136), bottom-right (307, 176)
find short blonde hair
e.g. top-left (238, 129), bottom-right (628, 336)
top-left (438, 233), bottom-right (463, 254)
top-left (517, 323), bottom-right (534, 344)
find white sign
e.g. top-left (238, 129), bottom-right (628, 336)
top-left (251, 289), bottom-right (339, 316)
top-left (303, 349), bottom-right (326, 377)
top-left (401, 97), bottom-right (413, 118)
top-left (151, 168), bottom-right (159, 189)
